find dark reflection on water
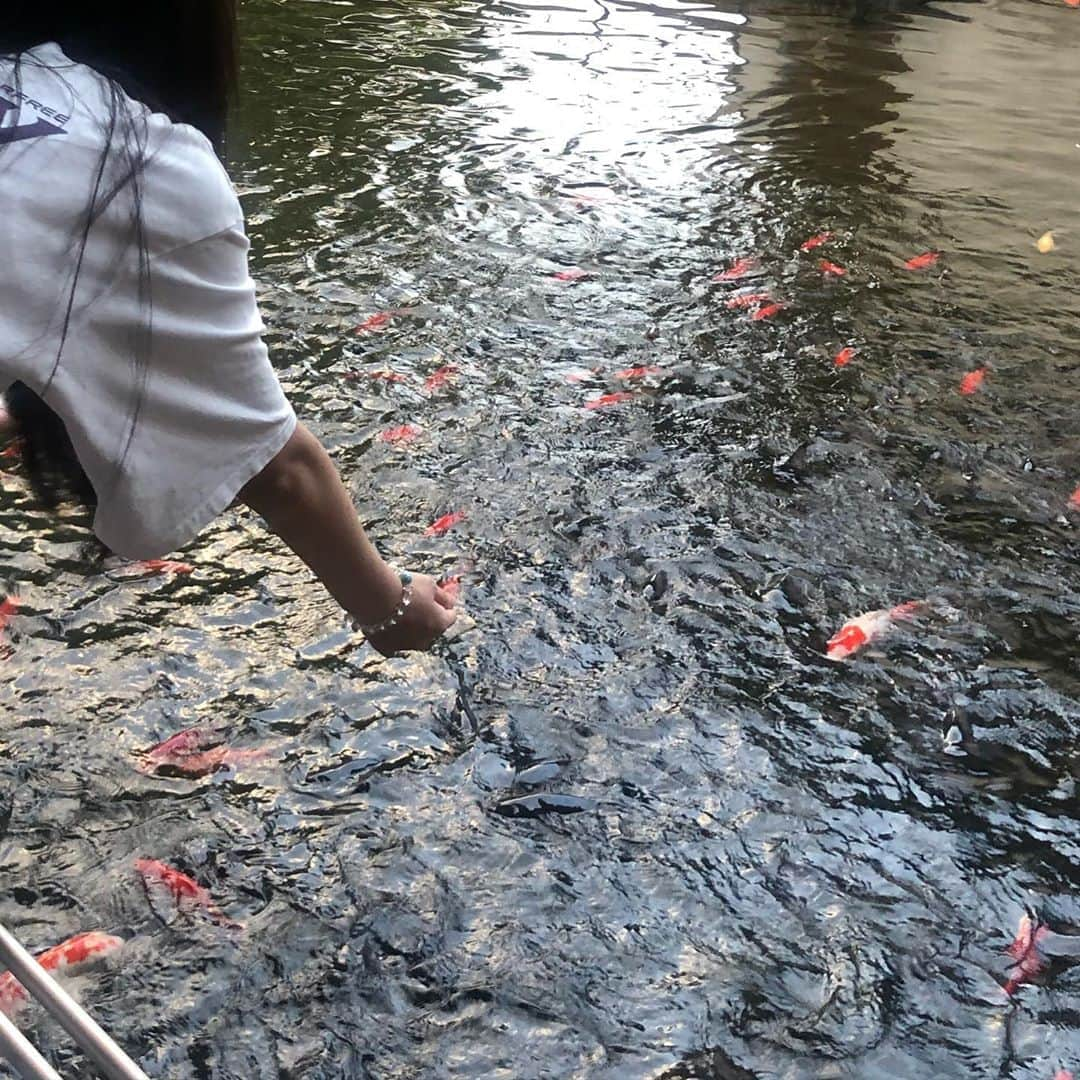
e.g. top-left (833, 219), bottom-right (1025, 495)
top-left (2, 1), bottom-right (1079, 1076)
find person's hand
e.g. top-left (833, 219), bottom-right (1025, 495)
top-left (365, 572), bottom-right (457, 656)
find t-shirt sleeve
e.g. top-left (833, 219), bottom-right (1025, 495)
top-left (64, 221), bottom-right (297, 559)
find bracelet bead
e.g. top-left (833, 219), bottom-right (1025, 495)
top-left (352, 571), bottom-right (414, 636)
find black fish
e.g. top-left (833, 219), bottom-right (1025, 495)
top-left (493, 794), bottom-right (598, 818)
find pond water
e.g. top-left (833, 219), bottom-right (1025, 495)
top-left (1, 1), bottom-right (1079, 1077)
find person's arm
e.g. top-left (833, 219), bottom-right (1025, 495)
top-left (239, 422), bottom-right (456, 655)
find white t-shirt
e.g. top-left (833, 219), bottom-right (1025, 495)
top-left (0, 42), bottom-right (296, 558)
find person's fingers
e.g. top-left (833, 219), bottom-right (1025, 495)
top-left (433, 584), bottom-right (456, 611)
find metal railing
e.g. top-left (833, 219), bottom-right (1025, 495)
top-left (0, 924), bottom-right (148, 1080)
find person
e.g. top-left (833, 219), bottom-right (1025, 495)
top-left (0, 2), bottom-right (457, 655)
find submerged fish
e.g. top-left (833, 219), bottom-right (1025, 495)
top-left (0, 438), bottom-right (23, 460)
top-left (826, 601), bottom-right (924, 661)
top-left (751, 302), bottom-right (785, 321)
top-left (107, 559), bottom-right (193, 579)
top-left (0, 596), bottom-right (18, 634)
top-left (492, 793), bottom-right (597, 818)
top-left (366, 369), bottom-right (410, 384)
top-left (425, 510), bottom-right (466, 537)
top-left (712, 256), bottom-right (759, 283)
top-left (355, 311), bottom-right (395, 333)
top-left (725, 292), bottom-right (772, 311)
top-left (1004, 914), bottom-right (1048, 996)
top-left (904, 251), bottom-right (940, 270)
top-left (834, 347), bottom-right (856, 368)
top-left (135, 859), bottom-right (242, 929)
top-left (378, 424), bottom-right (421, 444)
top-left (138, 726), bottom-right (265, 778)
top-left (585, 391), bottom-right (635, 409)
top-left (1069, 485), bottom-right (1080, 511)
top-left (613, 366), bottom-right (663, 380)
top-left (800, 232), bottom-right (833, 252)
top-left (1036, 231), bottom-right (1056, 253)
top-left (0, 932), bottom-right (123, 1016)
top-left (1055, 1071), bottom-right (1074, 1080)
top-left (424, 365), bottom-right (459, 392)
top-left (552, 267), bottom-right (588, 282)
top-left (959, 367), bottom-right (989, 396)
top-left (819, 260), bottom-right (847, 276)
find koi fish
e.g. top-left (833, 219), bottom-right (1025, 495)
top-left (585, 391), bottom-right (635, 409)
top-left (751, 302), bottom-right (785, 321)
top-left (613, 366), bottom-right (663, 380)
top-left (725, 292), bottom-right (772, 311)
top-left (712, 257), bottom-right (758, 283)
top-left (424, 365), bottom-right (459, 392)
top-left (0, 438), bottom-right (23, 460)
top-left (0, 932), bottom-right (123, 1016)
top-left (800, 232), bottom-right (833, 252)
top-left (826, 601), bottom-right (924, 661)
top-left (1055, 1071), bottom-right (1074, 1080)
top-left (552, 267), bottom-right (588, 282)
top-left (355, 312), bottom-right (394, 333)
top-left (1003, 914), bottom-right (1048, 996)
top-left (1066, 0), bottom-right (1079, 7)
top-left (904, 251), bottom-right (940, 270)
top-left (138, 726), bottom-right (265, 778)
top-left (365, 369), bottom-right (409, 383)
top-left (378, 424), bottom-right (421, 444)
top-left (107, 559), bottom-right (193, 579)
top-left (565, 369), bottom-right (600, 383)
top-left (834, 347), bottom-right (856, 368)
top-left (819, 260), bottom-right (847, 276)
top-left (959, 367), bottom-right (989, 396)
top-left (0, 596), bottom-right (18, 633)
top-left (1069, 485), bottom-right (1080, 511)
top-left (425, 510), bottom-right (466, 537)
top-left (135, 859), bottom-right (242, 929)
top-left (1036, 231), bottom-right (1056, 253)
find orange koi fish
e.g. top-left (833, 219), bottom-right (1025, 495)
top-left (355, 311), bottom-right (395, 333)
top-left (424, 365), bottom-right (459, 392)
top-left (613, 366), bottom-right (663, 380)
top-left (959, 367), bottom-right (989, 396)
top-left (585, 391), bottom-right (635, 409)
top-left (904, 251), bottom-right (940, 270)
top-left (552, 267), bottom-right (588, 282)
top-left (799, 232), bottom-right (833, 252)
top-left (0, 932), bottom-right (123, 1016)
top-left (135, 859), bottom-right (242, 929)
top-left (1069, 485), bottom-right (1080, 511)
top-left (712, 256), bottom-right (758, 283)
top-left (1004, 914), bottom-right (1048, 996)
top-left (725, 292), bottom-right (772, 311)
top-left (834, 347), bottom-right (856, 368)
top-left (0, 596), bottom-right (18, 634)
top-left (378, 424), bottom-right (421, 444)
top-left (425, 510), bottom-right (466, 537)
top-left (751, 302), bottom-right (785, 321)
top-left (826, 601), bottom-right (923, 661)
top-left (819, 260), bottom-right (846, 276)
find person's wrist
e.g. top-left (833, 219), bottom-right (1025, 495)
top-left (351, 568), bottom-right (413, 635)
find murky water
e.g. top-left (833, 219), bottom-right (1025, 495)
top-left (2, 1), bottom-right (1079, 1077)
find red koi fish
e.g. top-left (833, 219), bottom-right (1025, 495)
top-left (355, 312), bottom-right (395, 333)
top-left (826, 601), bottom-right (924, 661)
top-left (751, 302), bottom-right (785, 321)
top-left (0, 932), bottom-right (123, 1016)
top-left (834, 347), bottom-right (856, 368)
top-left (819, 260), bottom-right (847, 276)
top-left (365, 369), bottom-right (409, 384)
top-left (425, 510), bottom-right (466, 537)
top-left (1069, 485), bottom-right (1080, 511)
top-left (424, 365), bottom-right (459, 392)
top-left (0, 596), bottom-right (18, 634)
top-left (0, 438), bottom-right (23, 460)
top-left (725, 292), bottom-right (772, 311)
top-left (108, 559), bottom-right (193, 579)
top-left (1004, 914), bottom-right (1048, 996)
top-left (904, 251), bottom-right (940, 270)
top-left (138, 726), bottom-right (265, 778)
top-left (135, 859), bottom-right (242, 929)
top-left (800, 232), bottom-right (833, 252)
top-left (1066, 0), bottom-right (1079, 7)
top-left (1055, 1071), bottom-right (1074, 1080)
top-left (613, 366), bottom-right (663, 380)
top-left (378, 424), bottom-right (421, 445)
top-left (585, 391), bottom-right (635, 410)
top-left (960, 367), bottom-right (989, 396)
top-left (552, 267), bottom-right (588, 282)
top-left (712, 256), bottom-right (758, 283)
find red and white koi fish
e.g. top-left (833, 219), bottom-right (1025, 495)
top-left (751, 302), bottom-right (785, 321)
top-left (135, 859), bottom-right (242, 929)
top-left (0, 596), bottom-right (18, 634)
top-left (959, 367), bottom-right (989, 396)
top-left (0, 932), bottom-right (123, 1016)
top-left (826, 601), bottom-right (924, 661)
top-left (355, 312), bottom-right (395, 333)
top-left (904, 251), bottom-right (940, 270)
top-left (1055, 1070), bottom-right (1074, 1080)
top-left (726, 292), bottom-right (772, 311)
top-left (819, 260), bottom-right (847, 276)
top-left (800, 232), bottom-right (833, 252)
top-left (424, 365), bottom-right (459, 392)
top-left (712, 256), bottom-right (759, 283)
top-left (106, 559), bottom-right (193, 579)
top-left (0, 438), bottom-right (23, 460)
top-left (425, 510), bottom-right (466, 537)
top-left (378, 424), bottom-right (421, 445)
top-left (138, 726), bottom-right (266, 778)
top-left (613, 366), bottom-right (663, 380)
top-left (552, 267), bottom-right (588, 282)
top-left (1069, 485), bottom-right (1080, 511)
top-left (834, 347), bottom-right (856, 368)
top-left (585, 391), bottom-right (635, 410)
top-left (1004, 914), bottom-right (1048, 996)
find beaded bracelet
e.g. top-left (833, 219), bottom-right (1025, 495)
top-left (352, 570), bottom-right (414, 636)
